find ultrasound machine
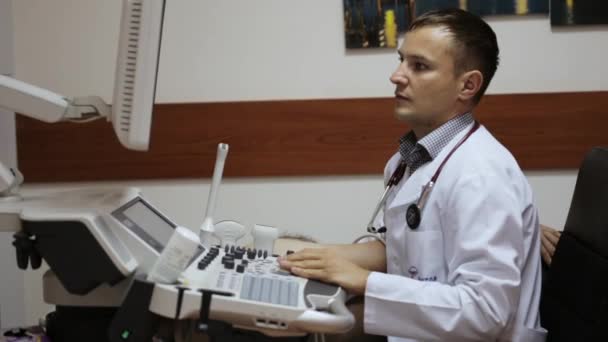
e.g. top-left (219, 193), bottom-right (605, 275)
top-left (2, 185), bottom-right (353, 341)
top-left (0, 1), bottom-right (354, 341)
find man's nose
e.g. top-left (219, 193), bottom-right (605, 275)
top-left (390, 67), bottom-right (407, 85)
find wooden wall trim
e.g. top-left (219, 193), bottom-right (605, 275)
top-left (16, 91), bottom-right (608, 182)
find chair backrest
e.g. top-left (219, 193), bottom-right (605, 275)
top-left (540, 147), bottom-right (608, 341)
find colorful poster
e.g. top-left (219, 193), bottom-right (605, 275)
top-left (415, 0), bottom-right (549, 17)
top-left (551, 0), bottom-right (608, 26)
top-left (344, 0), bottom-right (412, 49)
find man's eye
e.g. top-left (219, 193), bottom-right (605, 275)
top-left (398, 56), bottom-right (404, 63)
top-left (414, 62), bottom-right (428, 71)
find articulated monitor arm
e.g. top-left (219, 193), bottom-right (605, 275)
top-left (0, 74), bottom-right (111, 123)
top-left (0, 74), bottom-right (113, 195)
top-left (0, 164), bottom-right (23, 196)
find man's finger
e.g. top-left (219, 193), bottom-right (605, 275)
top-left (545, 232), bottom-right (560, 246)
top-left (277, 258), bottom-right (292, 270)
top-left (541, 236), bottom-right (553, 253)
top-left (285, 249), bottom-right (324, 262)
top-left (290, 259), bottom-right (325, 270)
top-left (541, 249), bottom-right (551, 265)
top-left (546, 241), bottom-right (555, 255)
top-left (291, 266), bottom-right (327, 281)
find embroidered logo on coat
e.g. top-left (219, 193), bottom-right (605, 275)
top-left (408, 266), bottom-right (437, 281)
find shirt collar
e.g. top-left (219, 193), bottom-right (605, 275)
top-left (398, 112), bottom-right (474, 172)
top-left (418, 112), bottom-right (474, 159)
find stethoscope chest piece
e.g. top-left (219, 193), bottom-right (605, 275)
top-left (406, 203), bottom-right (421, 230)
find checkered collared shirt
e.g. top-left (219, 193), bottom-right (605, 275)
top-left (399, 112), bottom-right (475, 174)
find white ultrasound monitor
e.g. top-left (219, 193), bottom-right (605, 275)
top-left (0, 0), bottom-right (166, 151)
top-left (111, 0), bottom-right (165, 151)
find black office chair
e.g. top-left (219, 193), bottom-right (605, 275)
top-left (540, 147), bottom-right (608, 341)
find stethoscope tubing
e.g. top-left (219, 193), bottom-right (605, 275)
top-left (366, 185), bottom-right (393, 234)
top-left (364, 121), bottom-right (480, 240)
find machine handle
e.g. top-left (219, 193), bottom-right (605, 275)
top-left (292, 297), bottom-right (355, 333)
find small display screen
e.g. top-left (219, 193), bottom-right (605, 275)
top-left (112, 198), bottom-right (176, 253)
top-left (123, 201), bottom-right (174, 245)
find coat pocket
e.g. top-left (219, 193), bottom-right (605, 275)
top-left (404, 230), bottom-right (445, 282)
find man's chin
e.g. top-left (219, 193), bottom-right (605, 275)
top-left (394, 106), bottom-right (415, 121)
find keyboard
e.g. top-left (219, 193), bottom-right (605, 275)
top-left (147, 244), bottom-right (355, 337)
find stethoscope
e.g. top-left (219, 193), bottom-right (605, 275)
top-left (362, 121), bottom-right (480, 244)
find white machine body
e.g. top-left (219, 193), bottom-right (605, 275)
top-left (0, 187), bottom-right (182, 277)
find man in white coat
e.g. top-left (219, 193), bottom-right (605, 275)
top-left (279, 8), bottom-right (546, 342)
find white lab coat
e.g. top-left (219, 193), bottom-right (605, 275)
top-left (364, 123), bottom-right (547, 342)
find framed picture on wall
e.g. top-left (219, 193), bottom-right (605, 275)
top-left (551, 0), bottom-right (608, 26)
top-left (414, 0), bottom-right (549, 17)
top-left (344, 0), bottom-right (412, 49)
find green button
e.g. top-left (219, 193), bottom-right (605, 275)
top-left (121, 330), bottom-right (130, 340)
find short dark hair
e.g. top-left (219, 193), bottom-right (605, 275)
top-left (409, 8), bottom-right (499, 103)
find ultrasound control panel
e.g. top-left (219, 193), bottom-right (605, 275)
top-left (181, 245), bottom-right (313, 309)
top-left (150, 244), bottom-right (355, 336)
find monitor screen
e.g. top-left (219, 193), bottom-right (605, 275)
top-left (111, 0), bottom-right (166, 151)
top-left (0, 0), bottom-right (165, 151)
top-left (112, 197), bottom-right (175, 253)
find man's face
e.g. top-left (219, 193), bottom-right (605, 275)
top-left (390, 26), bottom-right (463, 126)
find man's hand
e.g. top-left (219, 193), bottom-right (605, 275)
top-left (541, 224), bottom-right (561, 265)
top-left (278, 247), bottom-right (371, 295)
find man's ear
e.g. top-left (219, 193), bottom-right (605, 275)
top-left (458, 70), bottom-right (483, 102)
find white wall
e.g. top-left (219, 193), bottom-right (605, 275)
top-left (12, 1), bottom-right (608, 103)
top-left (0, 0), bottom-right (25, 330)
top-left (10, 0), bottom-right (608, 325)
top-left (0, 0), bottom-right (14, 75)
